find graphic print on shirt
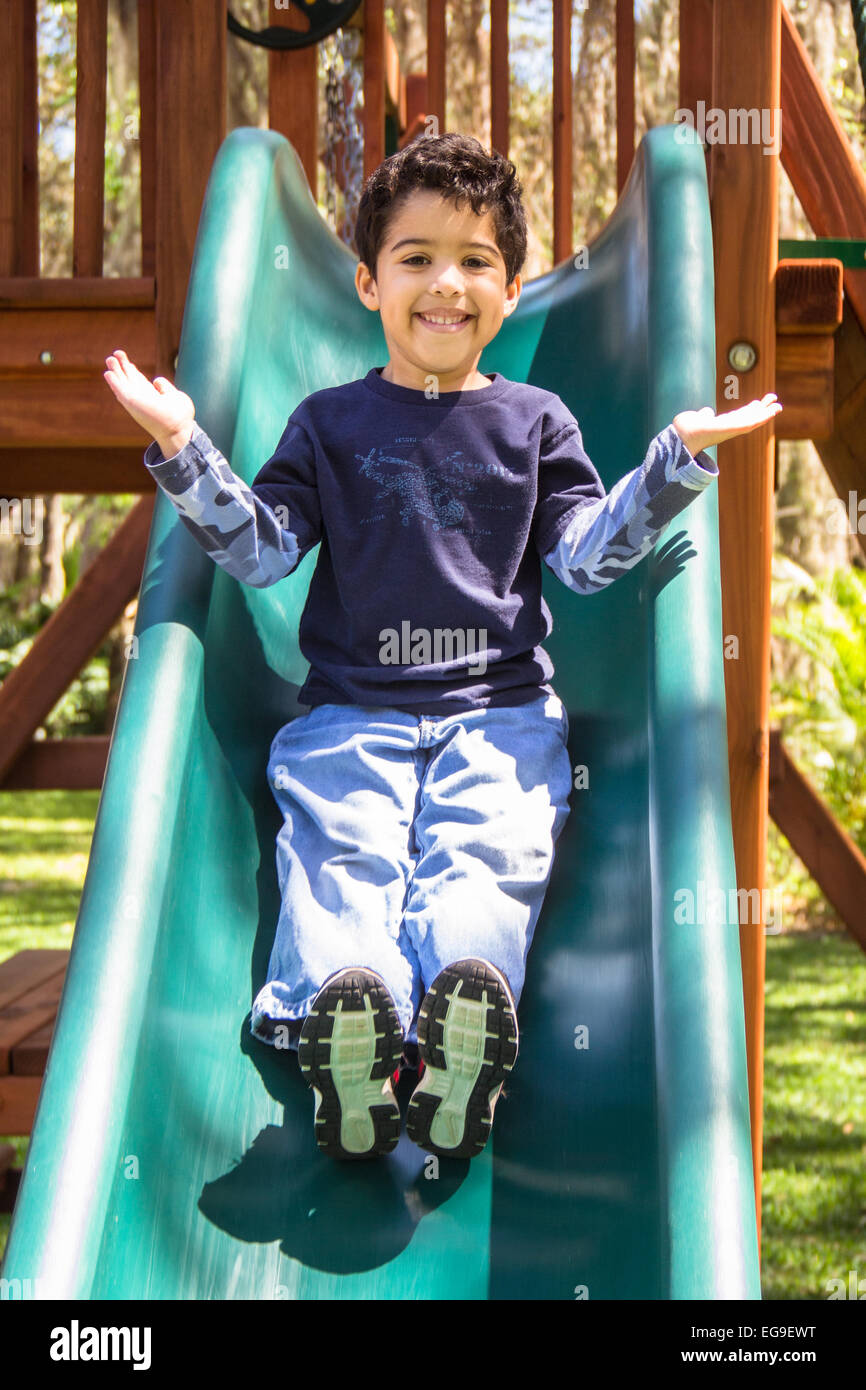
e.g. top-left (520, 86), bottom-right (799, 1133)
top-left (355, 441), bottom-right (505, 533)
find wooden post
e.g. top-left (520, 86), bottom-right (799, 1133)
top-left (363, 0), bottom-right (386, 176)
top-left (552, 0), bottom-right (572, 264)
top-left (490, 0), bottom-right (509, 158)
top-left (426, 0), bottom-right (446, 138)
top-left (153, 0), bottom-right (225, 379)
top-left (268, 0), bottom-right (318, 195)
top-left (711, 0), bottom-right (781, 1256)
top-left (72, 0), bottom-right (108, 278)
top-left (615, 0), bottom-right (635, 194)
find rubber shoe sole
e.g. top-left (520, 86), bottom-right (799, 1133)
top-left (406, 958), bottom-right (518, 1159)
top-left (298, 967), bottom-right (404, 1160)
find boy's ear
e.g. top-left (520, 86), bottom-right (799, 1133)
top-left (355, 260), bottom-right (379, 310)
top-left (502, 273), bottom-right (522, 315)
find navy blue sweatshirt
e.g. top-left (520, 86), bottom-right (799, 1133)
top-left (143, 367), bottom-right (718, 711)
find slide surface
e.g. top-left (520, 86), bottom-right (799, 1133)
top-left (3, 124), bottom-right (761, 1299)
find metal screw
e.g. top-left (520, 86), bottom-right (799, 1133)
top-left (39, 350), bottom-right (53, 365)
top-left (728, 341), bottom-right (757, 372)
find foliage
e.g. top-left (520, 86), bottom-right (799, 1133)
top-left (767, 556), bottom-right (866, 929)
top-left (0, 587), bottom-right (113, 738)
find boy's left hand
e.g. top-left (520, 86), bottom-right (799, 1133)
top-left (673, 394), bottom-right (782, 456)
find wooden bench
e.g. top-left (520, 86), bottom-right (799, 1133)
top-left (0, 949), bottom-right (70, 1212)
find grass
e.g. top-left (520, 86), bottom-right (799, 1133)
top-left (1, 788), bottom-right (865, 1298)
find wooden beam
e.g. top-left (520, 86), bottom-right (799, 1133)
top-left (775, 258), bottom-right (843, 331)
top-left (616, 0), bottom-right (635, 194)
top-left (73, 0), bottom-right (108, 278)
top-left (813, 294), bottom-right (866, 564)
top-left (769, 732), bottom-right (866, 951)
top-left (775, 258), bottom-right (843, 439)
top-left (426, 0), bottom-right (446, 138)
top-left (552, 0), bottom-right (572, 265)
top-left (363, 0), bottom-right (386, 175)
top-left (0, 307), bottom-right (155, 378)
top-left (0, 0), bottom-right (23, 274)
top-left (0, 496), bottom-right (154, 784)
top-left (0, 1076), bottom-right (42, 1135)
top-left (1, 374), bottom-right (157, 450)
top-left (679, 0), bottom-right (713, 122)
top-left (780, 5), bottom-right (866, 335)
top-left (491, 0), bottom-right (509, 158)
top-left (267, 0), bottom-right (317, 195)
top-left (154, 0), bottom-right (225, 378)
top-left (0, 449), bottom-right (155, 495)
top-left (1, 737), bottom-right (110, 790)
top-left (775, 335), bottom-right (835, 439)
top-left (0, 277), bottom-right (154, 308)
top-left (21, 0), bottom-right (39, 276)
top-left (139, 0), bottom-right (157, 278)
top-left (712, 0), bottom-right (781, 1256)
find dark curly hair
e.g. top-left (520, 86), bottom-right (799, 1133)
top-left (352, 132), bottom-right (527, 288)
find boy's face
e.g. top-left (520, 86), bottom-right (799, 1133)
top-left (354, 188), bottom-right (521, 392)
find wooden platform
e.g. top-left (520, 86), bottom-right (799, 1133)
top-left (0, 949), bottom-right (69, 1213)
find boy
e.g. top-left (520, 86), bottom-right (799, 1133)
top-left (104, 132), bottom-right (781, 1163)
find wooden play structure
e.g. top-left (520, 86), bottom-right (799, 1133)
top-left (1, 0), bottom-right (866, 1263)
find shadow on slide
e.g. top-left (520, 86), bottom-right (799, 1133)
top-left (3, 124), bottom-right (760, 1299)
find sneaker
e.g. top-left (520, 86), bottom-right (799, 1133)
top-left (406, 958), bottom-right (518, 1159)
top-left (297, 967), bottom-right (404, 1159)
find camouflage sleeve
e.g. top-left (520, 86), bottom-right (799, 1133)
top-left (540, 423), bottom-right (719, 595)
top-left (143, 419), bottom-right (320, 589)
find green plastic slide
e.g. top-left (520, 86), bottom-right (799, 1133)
top-left (2, 124), bottom-right (761, 1299)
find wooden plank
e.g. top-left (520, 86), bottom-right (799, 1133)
top-left (491, 0), bottom-right (509, 158)
top-left (0, 0), bottom-right (23, 275)
top-left (0, 449), bottom-right (155, 495)
top-left (154, 0), bottom-right (225, 379)
top-left (0, 1076), bottom-right (43, 1134)
top-left (268, 0), bottom-right (317, 195)
top-left (73, 0), bottom-right (108, 278)
top-left (776, 259), bottom-right (843, 331)
top-left (0, 952), bottom-right (69, 1016)
top-left (712, 0), bottom-right (781, 1256)
top-left (139, 0), bottom-right (157, 278)
top-left (616, 0), bottom-right (635, 195)
top-left (769, 732), bottom-right (866, 951)
top-left (813, 295), bottom-right (866, 564)
top-left (775, 337), bottom-right (834, 439)
top-left (679, 0), bottom-right (714, 123)
top-left (0, 307), bottom-right (155, 377)
top-left (363, 0), bottom-right (386, 176)
top-left (0, 377), bottom-right (156, 450)
top-left (0, 495), bottom-right (154, 783)
top-left (780, 5), bottom-right (866, 335)
top-left (12, 1019), bottom-right (55, 1077)
top-left (0, 1168), bottom-right (22, 1213)
top-left (0, 278), bottom-right (154, 307)
top-left (552, 0), bottom-right (572, 265)
top-left (426, 0), bottom-right (446, 137)
top-left (0, 972), bottom-right (66, 1074)
top-left (775, 343), bottom-right (834, 438)
top-left (21, 0), bottom-right (39, 277)
top-left (1, 737), bottom-right (110, 791)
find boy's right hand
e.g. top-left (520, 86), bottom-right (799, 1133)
top-left (104, 348), bottom-right (196, 456)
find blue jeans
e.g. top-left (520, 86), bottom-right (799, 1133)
top-left (250, 694), bottom-right (573, 1050)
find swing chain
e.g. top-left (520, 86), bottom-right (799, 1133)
top-left (324, 25), bottom-right (364, 245)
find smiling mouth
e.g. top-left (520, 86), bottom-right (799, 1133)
top-left (415, 312), bottom-right (474, 332)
